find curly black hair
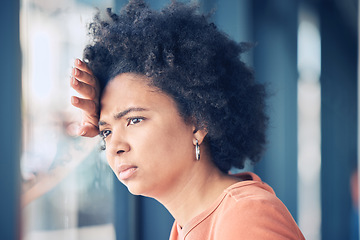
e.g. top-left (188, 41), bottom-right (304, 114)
top-left (83, 0), bottom-right (268, 173)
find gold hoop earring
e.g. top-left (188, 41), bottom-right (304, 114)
top-left (195, 139), bottom-right (200, 161)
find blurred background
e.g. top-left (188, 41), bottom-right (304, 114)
top-left (0, 0), bottom-right (358, 239)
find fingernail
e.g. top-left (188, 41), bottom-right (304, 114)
top-left (72, 77), bottom-right (78, 85)
top-left (77, 59), bottom-right (82, 66)
top-left (71, 96), bottom-right (79, 104)
top-left (74, 68), bottom-right (79, 76)
top-left (80, 130), bottom-right (86, 136)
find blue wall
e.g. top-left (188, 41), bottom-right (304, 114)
top-left (252, 0), bottom-right (299, 220)
top-left (319, 1), bottom-right (358, 239)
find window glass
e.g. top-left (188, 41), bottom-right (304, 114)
top-left (20, 0), bottom-right (115, 239)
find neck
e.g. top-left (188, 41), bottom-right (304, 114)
top-left (156, 152), bottom-right (239, 228)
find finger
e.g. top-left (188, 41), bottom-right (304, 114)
top-left (71, 96), bottom-right (99, 137)
top-left (70, 77), bottom-right (96, 100)
top-left (72, 67), bottom-right (98, 88)
top-left (77, 124), bottom-right (100, 138)
top-left (74, 58), bottom-right (93, 75)
top-left (71, 96), bottom-right (98, 116)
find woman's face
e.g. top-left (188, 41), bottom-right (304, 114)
top-left (99, 73), bottom-right (196, 198)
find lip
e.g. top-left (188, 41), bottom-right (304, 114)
top-left (117, 164), bottom-right (138, 181)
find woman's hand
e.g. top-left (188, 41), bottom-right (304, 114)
top-left (70, 59), bottom-right (100, 137)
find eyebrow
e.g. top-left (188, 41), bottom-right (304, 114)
top-left (99, 107), bottom-right (148, 126)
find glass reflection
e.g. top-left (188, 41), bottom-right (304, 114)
top-left (20, 0), bottom-right (115, 239)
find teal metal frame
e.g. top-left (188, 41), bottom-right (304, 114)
top-left (0, 0), bottom-right (22, 239)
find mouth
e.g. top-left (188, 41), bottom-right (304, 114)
top-left (118, 165), bottom-right (138, 181)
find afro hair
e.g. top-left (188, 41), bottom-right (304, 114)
top-left (83, 0), bottom-right (268, 173)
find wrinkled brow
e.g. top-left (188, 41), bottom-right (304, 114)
top-left (99, 107), bottom-right (148, 126)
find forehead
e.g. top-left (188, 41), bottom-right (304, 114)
top-left (102, 72), bottom-right (154, 98)
top-left (99, 73), bottom-right (176, 117)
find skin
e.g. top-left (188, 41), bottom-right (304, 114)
top-left (70, 58), bottom-right (100, 137)
top-left (70, 59), bottom-right (239, 228)
top-left (99, 73), bottom-right (202, 197)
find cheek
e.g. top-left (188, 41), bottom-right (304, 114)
top-left (136, 124), bottom-right (194, 167)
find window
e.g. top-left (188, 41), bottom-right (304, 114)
top-left (20, 1), bottom-right (115, 239)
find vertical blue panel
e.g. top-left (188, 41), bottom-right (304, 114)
top-left (252, 0), bottom-right (299, 220)
top-left (201, 0), bottom-right (253, 66)
top-left (201, 0), bottom-right (251, 43)
top-left (0, 0), bottom-right (21, 239)
top-left (114, 179), bottom-right (143, 240)
top-left (319, 2), bottom-right (358, 240)
top-left (147, 0), bottom-right (170, 10)
top-left (114, 0), bottom-right (128, 12)
top-left (140, 197), bottom-right (174, 240)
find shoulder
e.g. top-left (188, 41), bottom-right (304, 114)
top-left (213, 174), bottom-right (304, 240)
top-left (217, 178), bottom-right (286, 223)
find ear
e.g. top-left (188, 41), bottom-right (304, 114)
top-left (192, 126), bottom-right (208, 145)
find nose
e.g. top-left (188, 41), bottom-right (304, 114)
top-left (106, 131), bottom-right (130, 157)
top-left (116, 149), bottom-right (125, 155)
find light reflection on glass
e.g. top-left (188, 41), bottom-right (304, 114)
top-left (297, 5), bottom-right (322, 240)
top-left (20, 0), bottom-right (115, 239)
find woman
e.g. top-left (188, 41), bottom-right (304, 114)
top-left (70, 0), bottom-right (305, 239)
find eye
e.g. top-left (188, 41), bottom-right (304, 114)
top-left (100, 129), bottom-right (111, 139)
top-left (127, 117), bottom-right (144, 126)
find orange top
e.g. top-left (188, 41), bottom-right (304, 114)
top-left (169, 172), bottom-right (305, 240)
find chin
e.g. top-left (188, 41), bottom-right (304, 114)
top-left (127, 187), bottom-right (142, 196)
top-left (123, 181), bottom-right (148, 197)
top-left (118, 175), bottom-right (156, 198)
